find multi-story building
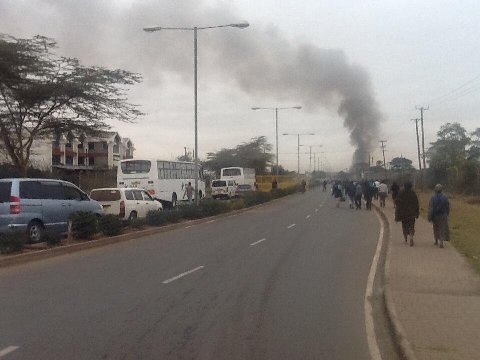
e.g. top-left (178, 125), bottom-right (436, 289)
top-left (21, 131), bottom-right (134, 171)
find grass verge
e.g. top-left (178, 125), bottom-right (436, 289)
top-left (417, 191), bottom-right (480, 275)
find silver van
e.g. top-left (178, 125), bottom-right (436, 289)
top-left (0, 178), bottom-right (103, 242)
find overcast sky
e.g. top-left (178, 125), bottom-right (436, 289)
top-left (1, 0), bottom-right (479, 172)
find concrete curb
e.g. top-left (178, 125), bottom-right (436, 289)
top-left (0, 193), bottom-right (293, 269)
top-left (373, 203), bottom-right (418, 360)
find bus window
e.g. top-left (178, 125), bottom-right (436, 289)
top-left (222, 168), bottom-right (241, 177)
top-left (121, 160), bottom-right (151, 174)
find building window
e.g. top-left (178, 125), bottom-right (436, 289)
top-left (102, 141), bottom-right (108, 150)
top-left (66, 156), bottom-right (73, 165)
top-left (88, 156), bottom-right (95, 165)
top-left (88, 142), bottom-right (95, 151)
top-left (66, 133), bottom-right (73, 148)
top-left (78, 157), bottom-right (85, 165)
top-left (52, 155), bottom-right (61, 165)
top-left (78, 142), bottom-right (84, 149)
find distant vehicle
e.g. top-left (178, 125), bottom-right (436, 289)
top-left (235, 184), bottom-right (255, 198)
top-left (0, 178), bottom-right (103, 242)
top-left (220, 167), bottom-right (256, 187)
top-left (90, 188), bottom-right (162, 221)
top-left (211, 179), bottom-right (237, 200)
top-left (117, 159), bottom-right (206, 207)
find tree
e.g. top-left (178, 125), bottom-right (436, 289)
top-left (0, 34), bottom-right (143, 175)
top-left (390, 157), bottom-right (414, 171)
top-left (428, 122), bottom-right (470, 170)
top-left (204, 136), bottom-right (273, 176)
top-left (468, 128), bottom-right (480, 162)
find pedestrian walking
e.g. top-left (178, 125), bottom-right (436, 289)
top-left (428, 184), bottom-right (450, 248)
top-left (364, 180), bottom-right (374, 210)
top-left (395, 181), bottom-right (419, 246)
top-left (346, 181), bottom-right (356, 209)
top-left (378, 179), bottom-right (388, 208)
top-left (272, 178), bottom-right (278, 190)
top-left (391, 181), bottom-right (400, 207)
top-left (183, 181), bottom-right (194, 204)
top-left (332, 182), bottom-right (343, 208)
top-left (354, 182), bottom-right (363, 209)
top-left (322, 180), bottom-right (327, 192)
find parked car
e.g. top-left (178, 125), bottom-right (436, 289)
top-left (90, 188), bottom-right (162, 221)
top-left (211, 179), bottom-right (237, 200)
top-left (235, 184), bottom-right (255, 198)
top-left (0, 178), bottom-right (103, 242)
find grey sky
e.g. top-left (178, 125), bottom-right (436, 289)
top-left (1, 0), bottom-right (479, 172)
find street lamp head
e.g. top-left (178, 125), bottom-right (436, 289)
top-left (293, 106), bottom-right (302, 110)
top-left (229, 21), bottom-right (249, 29)
top-left (282, 133), bottom-right (290, 136)
top-left (251, 107), bottom-right (260, 110)
top-left (143, 26), bottom-right (162, 32)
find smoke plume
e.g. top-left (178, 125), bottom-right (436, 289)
top-left (0, 0), bottom-right (382, 164)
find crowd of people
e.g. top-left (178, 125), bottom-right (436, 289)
top-left (330, 179), bottom-right (450, 248)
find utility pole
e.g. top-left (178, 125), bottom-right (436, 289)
top-left (380, 140), bottom-right (387, 178)
top-left (416, 105), bottom-right (429, 169)
top-left (411, 119), bottom-right (422, 171)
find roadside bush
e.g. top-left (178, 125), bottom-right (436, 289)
top-left (198, 198), bottom-right (231, 216)
top-left (165, 209), bottom-right (182, 223)
top-left (230, 198), bottom-right (245, 210)
top-left (270, 188), bottom-right (286, 198)
top-left (0, 231), bottom-right (26, 254)
top-left (146, 210), bottom-right (167, 226)
top-left (99, 214), bottom-right (123, 236)
top-left (243, 191), bottom-right (272, 207)
top-left (42, 230), bottom-right (62, 246)
top-left (179, 205), bottom-right (203, 220)
top-left (70, 211), bottom-right (98, 240)
top-left (130, 218), bottom-right (146, 229)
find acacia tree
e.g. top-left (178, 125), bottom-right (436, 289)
top-left (0, 34), bottom-right (143, 174)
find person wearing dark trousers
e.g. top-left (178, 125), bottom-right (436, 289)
top-left (354, 182), bottom-right (363, 209)
top-left (428, 184), bottom-right (450, 248)
top-left (395, 182), bottom-right (419, 246)
top-left (391, 181), bottom-right (400, 208)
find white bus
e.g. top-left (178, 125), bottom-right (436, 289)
top-left (220, 167), bottom-right (256, 187)
top-left (117, 159), bottom-right (205, 207)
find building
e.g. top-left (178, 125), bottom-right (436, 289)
top-left (26, 131), bottom-right (134, 170)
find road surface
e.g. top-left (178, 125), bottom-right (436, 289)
top-left (0, 188), bottom-right (381, 359)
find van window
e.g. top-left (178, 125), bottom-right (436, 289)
top-left (90, 190), bottom-right (121, 201)
top-left (212, 180), bottom-right (227, 187)
top-left (63, 185), bottom-right (83, 200)
top-left (39, 181), bottom-right (64, 200)
top-left (20, 181), bottom-right (44, 199)
top-left (0, 182), bottom-right (12, 202)
top-left (228, 181), bottom-right (234, 186)
top-left (132, 190), bottom-right (144, 200)
top-left (142, 191), bottom-right (153, 201)
top-left (124, 190), bottom-right (134, 200)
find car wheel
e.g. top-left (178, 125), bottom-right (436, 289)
top-left (27, 220), bottom-right (44, 243)
top-left (128, 211), bottom-right (137, 222)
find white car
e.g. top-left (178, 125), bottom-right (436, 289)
top-left (90, 188), bottom-right (162, 221)
top-left (211, 179), bottom-right (237, 199)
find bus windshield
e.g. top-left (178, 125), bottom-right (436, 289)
top-left (222, 168), bottom-right (241, 176)
top-left (121, 160), bottom-right (151, 174)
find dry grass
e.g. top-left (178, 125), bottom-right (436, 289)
top-left (417, 191), bottom-right (480, 275)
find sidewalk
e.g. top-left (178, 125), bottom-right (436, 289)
top-left (380, 199), bottom-right (480, 360)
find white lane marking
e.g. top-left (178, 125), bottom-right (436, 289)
top-left (315, 208), bottom-right (319, 212)
top-left (364, 211), bottom-right (385, 360)
top-left (306, 215), bottom-right (311, 219)
top-left (185, 225), bottom-right (192, 229)
top-left (287, 224), bottom-right (296, 229)
top-left (0, 346), bottom-right (19, 358)
top-left (162, 266), bottom-right (204, 284)
top-left (250, 238), bottom-right (266, 247)
top-left (319, 204), bottom-right (324, 207)
top-left (205, 220), bottom-right (215, 224)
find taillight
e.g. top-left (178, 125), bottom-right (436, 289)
top-left (119, 200), bottom-right (125, 217)
top-left (10, 195), bottom-right (21, 214)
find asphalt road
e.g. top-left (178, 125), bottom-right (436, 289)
top-left (0, 188), bottom-right (381, 360)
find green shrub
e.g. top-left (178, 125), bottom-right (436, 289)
top-left (230, 198), bottom-right (245, 210)
top-left (0, 231), bottom-right (26, 254)
top-left (42, 230), bottom-right (62, 246)
top-left (198, 198), bottom-right (231, 216)
top-left (165, 209), bottom-right (182, 223)
top-left (243, 191), bottom-right (272, 207)
top-left (146, 210), bottom-right (167, 226)
top-left (99, 214), bottom-right (123, 236)
top-left (130, 218), bottom-right (146, 229)
top-left (69, 211), bottom-right (98, 240)
top-left (179, 205), bottom-right (203, 220)
top-left (270, 188), bottom-right (286, 198)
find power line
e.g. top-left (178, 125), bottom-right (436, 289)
top-left (427, 73), bottom-right (480, 104)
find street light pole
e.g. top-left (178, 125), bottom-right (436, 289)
top-left (283, 132), bottom-right (314, 174)
top-left (144, 21), bottom-right (249, 205)
top-left (252, 106), bottom-right (302, 178)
